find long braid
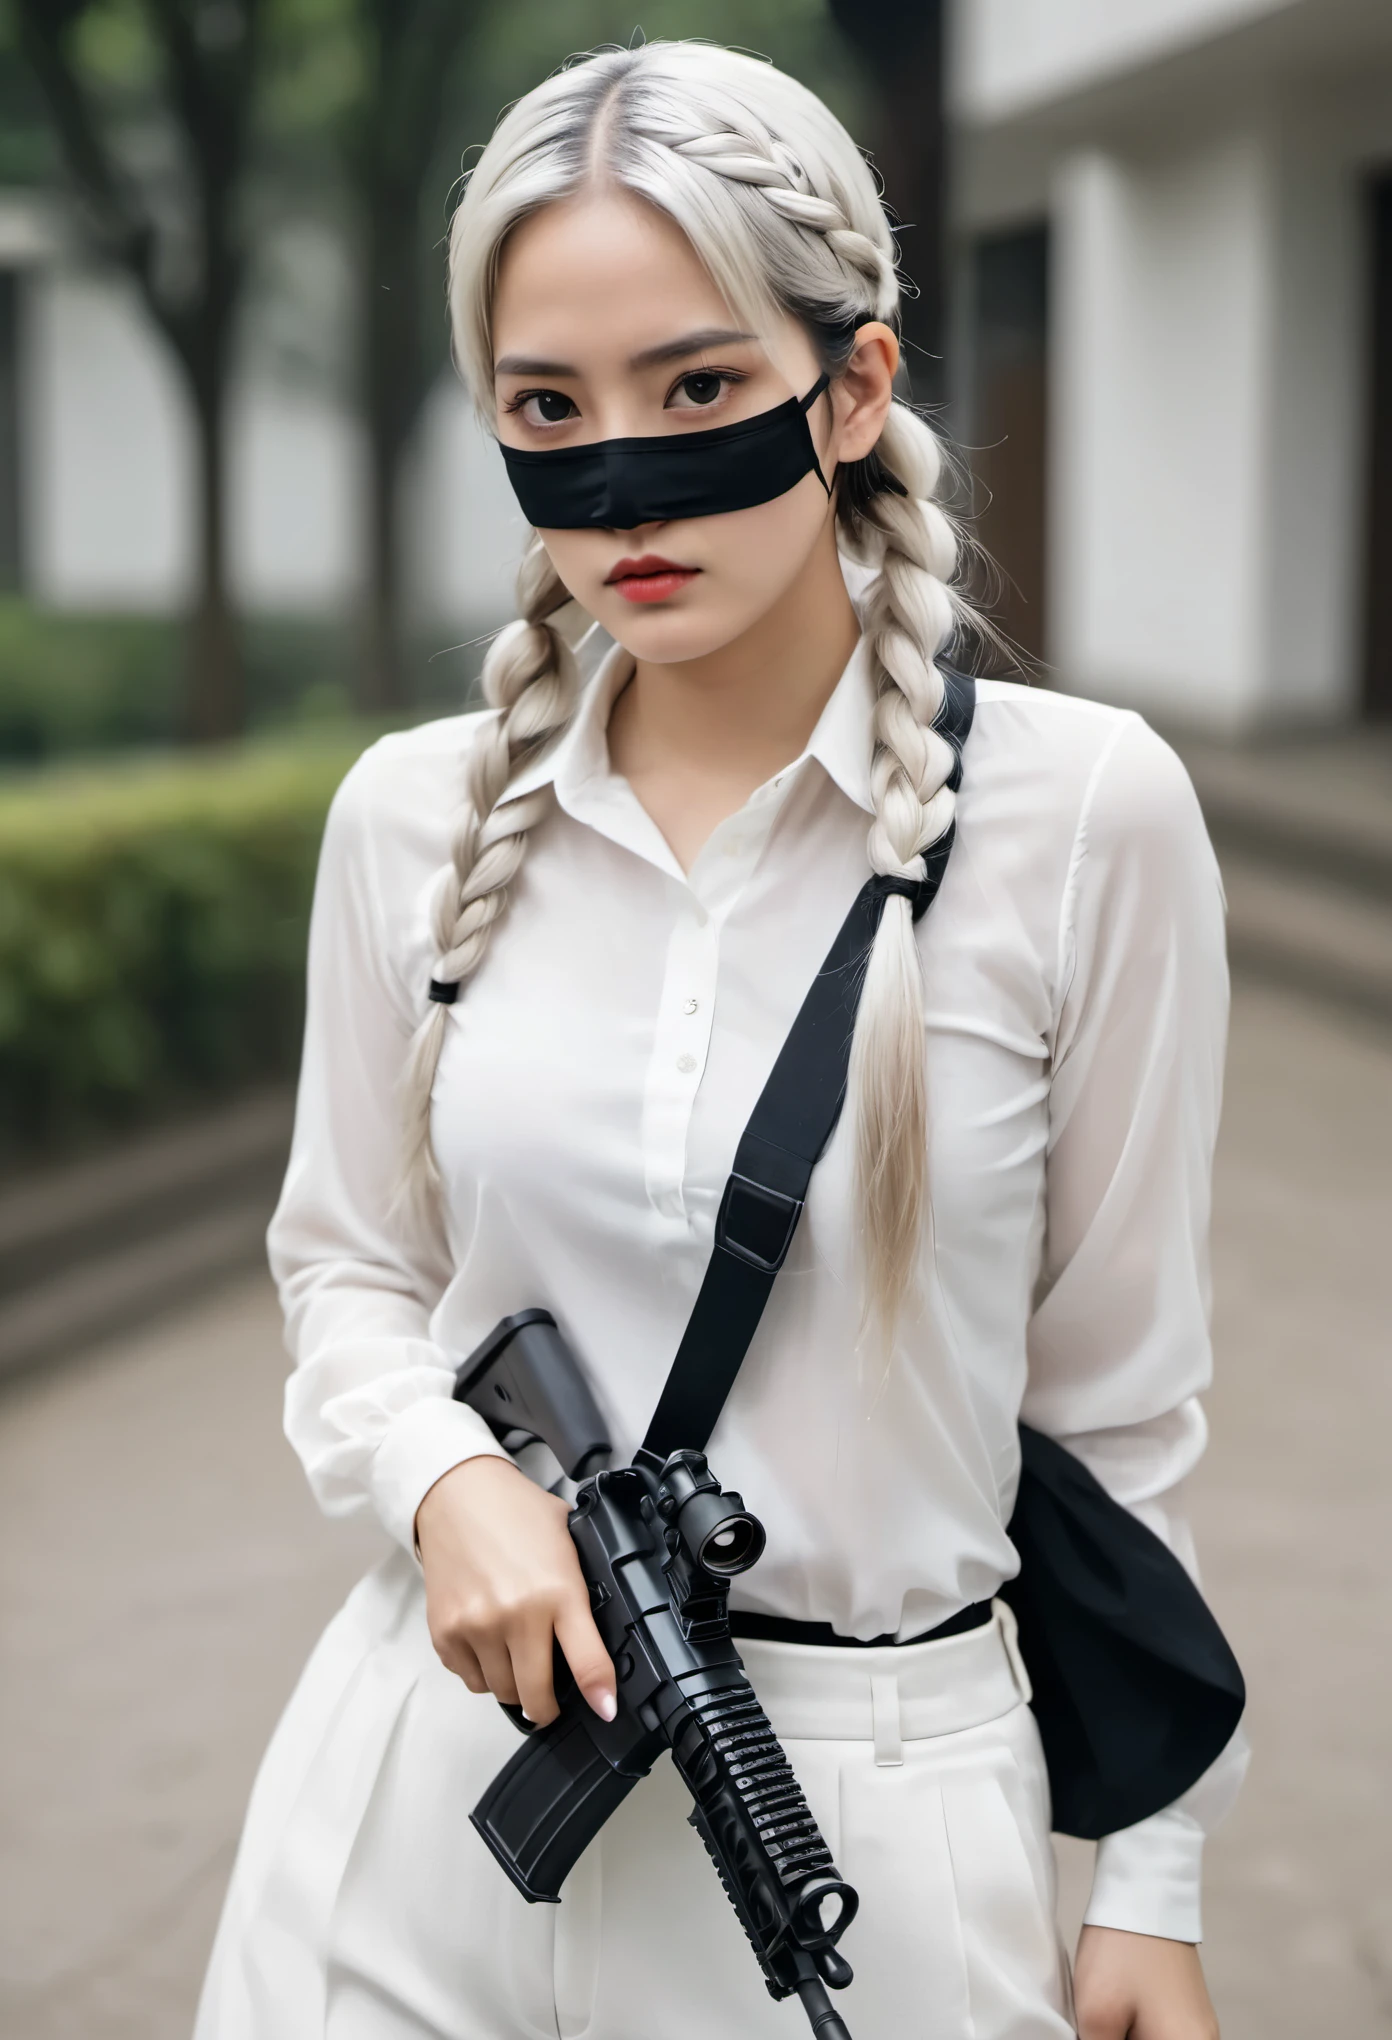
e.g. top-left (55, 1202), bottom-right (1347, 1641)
top-left (844, 407), bottom-right (962, 1334)
top-left (401, 534), bottom-right (578, 1199)
top-left (655, 122), bottom-right (966, 1332)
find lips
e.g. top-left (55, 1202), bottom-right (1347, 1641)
top-left (604, 553), bottom-right (700, 604)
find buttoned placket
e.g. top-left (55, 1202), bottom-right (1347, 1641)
top-left (642, 774), bottom-right (795, 1220)
top-left (558, 759), bottom-right (798, 1227)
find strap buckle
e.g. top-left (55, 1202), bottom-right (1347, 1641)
top-left (715, 1171), bottom-right (804, 1274)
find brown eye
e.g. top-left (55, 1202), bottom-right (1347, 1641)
top-left (677, 372), bottom-right (724, 407)
top-left (529, 390), bottom-right (576, 423)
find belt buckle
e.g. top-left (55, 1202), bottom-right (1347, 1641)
top-left (715, 1172), bottom-right (804, 1274)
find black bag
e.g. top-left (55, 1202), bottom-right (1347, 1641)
top-left (1003, 1425), bottom-right (1243, 1836)
top-left (643, 669), bottom-right (1244, 1839)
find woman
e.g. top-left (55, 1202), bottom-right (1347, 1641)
top-left (197, 40), bottom-right (1245, 2040)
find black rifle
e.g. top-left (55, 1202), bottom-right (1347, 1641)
top-left (454, 1310), bottom-right (859, 2040)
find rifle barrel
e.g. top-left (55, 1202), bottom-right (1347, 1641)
top-left (796, 1977), bottom-right (853, 2038)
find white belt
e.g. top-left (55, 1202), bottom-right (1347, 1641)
top-left (734, 1601), bottom-right (1031, 1767)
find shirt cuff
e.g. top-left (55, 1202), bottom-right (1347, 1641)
top-left (370, 1393), bottom-right (514, 1552)
top-left (1085, 1805), bottom-right (1206, 1943)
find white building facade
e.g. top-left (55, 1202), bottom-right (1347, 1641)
top-left (952, 0), bottom-right (1392, 730)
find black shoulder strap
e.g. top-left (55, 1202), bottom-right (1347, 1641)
top-left (637, 671), bottom-right (975, 1471)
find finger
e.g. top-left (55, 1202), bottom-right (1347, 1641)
top-left (554, 1595), bottom-right (617, 1722)
top-left (440, 1637), bottom-right (488, 1695)
top-left (510, 1616), bottom-right (562, 1727)
top-left (471, 1634), bottom-right (522, 1709)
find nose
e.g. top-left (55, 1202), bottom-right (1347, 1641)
top-left (602, 517), bottom-right (669, 538)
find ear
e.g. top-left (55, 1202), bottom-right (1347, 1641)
top-left (831, 322), bottom-right (899, 464)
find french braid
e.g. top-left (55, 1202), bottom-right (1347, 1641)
top-left (401, 534), bottom-right (578, 1197)
top-left (437, 43), bottom-right (982, 1328)
top-left (667, 131), bottom-right (898, 317)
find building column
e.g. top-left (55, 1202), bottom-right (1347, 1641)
top-left (1048, 125), bottom-right (1361, 732)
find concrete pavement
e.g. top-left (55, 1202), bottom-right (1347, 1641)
top-left (1, 975), bottom-right (1389, 2039)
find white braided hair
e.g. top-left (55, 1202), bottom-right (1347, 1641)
top-left (412, 41), bottom-right (979, 1330)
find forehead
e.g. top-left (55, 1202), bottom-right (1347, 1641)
top-left (491, 191), bottom-right (736, 367)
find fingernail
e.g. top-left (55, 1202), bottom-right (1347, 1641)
top-left (590, 1688), bottom-right (617, 1722)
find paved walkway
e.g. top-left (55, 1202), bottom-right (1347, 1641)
top-left (1, 976), bottom-right (1389, 2039)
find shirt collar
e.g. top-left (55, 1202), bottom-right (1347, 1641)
top-left (802, 635), bottom-right (876, 815)
top-left (505, 630), bottom-right (636, 810)
top-left (505, 615), bottom-right (877, 820)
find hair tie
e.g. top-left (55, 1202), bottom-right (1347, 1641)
top-left (870, 872), bottom-right (924, 911)
top-left (428, 978), bottom-right (459, 1005)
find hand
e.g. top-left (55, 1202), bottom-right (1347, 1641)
top-left (414, 1455), bottom-right (616, 1727)
top-left (1073, 1926), bottom-right (1218, 2039)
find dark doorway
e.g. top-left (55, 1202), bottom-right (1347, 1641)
top-left (968, 225), bottom-right (1049, 664)
top-left (0, 271), bottom-right (20, 591)
top-left (1364, 174), bottom-right (1392, 719)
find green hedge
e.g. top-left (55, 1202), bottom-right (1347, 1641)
top-left (0, 732), bottom-right (370, 1157)
top-left (0, 601), bottom-right (479, 761)
top-left (0, 603), bottom-right (181, 758)
top-left (0, 602), bottom-right (372, 760)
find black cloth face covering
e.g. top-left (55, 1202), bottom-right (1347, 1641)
top-left (499, 374), bottom-right (832, 530)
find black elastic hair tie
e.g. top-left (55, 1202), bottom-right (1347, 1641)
top-left (870, 872), bottom-right (924, 911)
top-left (428, 979), bottom-right (459, 1006)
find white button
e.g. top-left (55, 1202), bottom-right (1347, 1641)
top-left (676, 1054), bottom-right (698, 1074)
top-left (692, 904), bottom-right (708, 927)
top-left (724, 839), bottom-right (743, 858)
top-left (683, 998), bottom-right (699, 1015)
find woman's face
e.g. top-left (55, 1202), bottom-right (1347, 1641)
top-left (490, 190), bottom-right (896, 664)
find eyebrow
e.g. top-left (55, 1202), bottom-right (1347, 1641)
top-left (629, 327), bottom-right (757, 369)
top-left (493, 328), bottom-right (757, 379)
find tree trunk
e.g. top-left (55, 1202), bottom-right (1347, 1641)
top-left (361, 434), bottom-right (401, 716)
top-left (357, 187), bottom-right (421, 715)
top-left (181, 365), bottom-right (242, 742)
top-left (360, 345), bottom-right (404, 716)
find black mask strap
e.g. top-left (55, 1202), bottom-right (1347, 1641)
top-left (799, 372), bottom-right (833, 496)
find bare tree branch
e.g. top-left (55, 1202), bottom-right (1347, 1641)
top-left (14, 0), bottom-right (269, 738)
top-left (12, 2), bottom-right (174, 350)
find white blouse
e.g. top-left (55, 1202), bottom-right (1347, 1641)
top-left (269, 629), bottom-right (1247, 1944)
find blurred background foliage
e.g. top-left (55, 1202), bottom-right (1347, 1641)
top-left (0, 731), bottom-right (364, 1156)
top-left (0, 602), bottom-right (366, 760)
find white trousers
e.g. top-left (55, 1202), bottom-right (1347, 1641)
top-left (197, 1551), bottom-right (1075, 2040)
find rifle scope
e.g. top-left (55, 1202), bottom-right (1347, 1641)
top-left (657, 1449), bottom-right (767, 1576)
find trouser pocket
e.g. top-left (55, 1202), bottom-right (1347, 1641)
top-left (832, 1707), bottom-right (1073, 2040)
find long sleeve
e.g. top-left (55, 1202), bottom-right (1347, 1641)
top-left (1024, 713), bottom-right (1249, 1943)
top-left (270, 738), bottom-right (511, 1553)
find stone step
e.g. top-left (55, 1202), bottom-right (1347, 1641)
top-left (1183, 732), bottom-right (1392, 904)
top-left (1218, 852), bottom-right (1392, 1024)
top-left (0, 1090), bottom-right (292, 1379)
top-left (1174, 727), bottom-right (1392, 1023)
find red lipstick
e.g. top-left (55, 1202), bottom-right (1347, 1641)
top-left (605, 553), bottom-right (699, 604)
